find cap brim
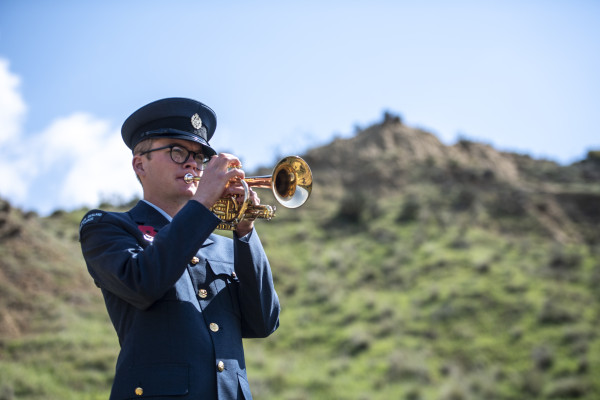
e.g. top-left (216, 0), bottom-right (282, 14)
top-left (134, 129), bottom-right (217, 157)
top-left (166, 134), bottom-right (217, 157)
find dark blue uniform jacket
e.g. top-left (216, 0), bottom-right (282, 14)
top-left (79, 200), bottom-right (280, 399)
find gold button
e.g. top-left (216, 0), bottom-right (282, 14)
top-left (191, 257), bottom-right (199, 265)
top-left (217, 361), bottom-right (225, 372)
top-left (210, 323), bottom-right (219, 332)
top-left (198, 288), bottom-right (208, 298)
top-left (135, 387), bottom-right (144, 396)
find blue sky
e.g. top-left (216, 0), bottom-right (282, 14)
top-left (1, 1), bottom-right (599, 215)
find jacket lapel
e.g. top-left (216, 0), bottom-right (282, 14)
top-left (128, 201), bottom-right (169, 227)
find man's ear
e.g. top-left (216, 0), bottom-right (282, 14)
top-left (132, 155), bottom-right (146, 178)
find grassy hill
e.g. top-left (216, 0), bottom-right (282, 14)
top-left (1, 115), bottom-right (600, 399)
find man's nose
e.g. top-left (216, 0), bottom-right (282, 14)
top-left (184, 157), bottom-right (200, 170)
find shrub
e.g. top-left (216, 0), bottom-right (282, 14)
top-left (532, 345), bottom-right (554, 371)
top-left (397, 195), bottom-right (420, 223)
top-left (538, 299), bottom-right (579, 325)
top-left (334, 192), bottom-right (368, 225)
top-left (546, 377), bottom-right (588, 399)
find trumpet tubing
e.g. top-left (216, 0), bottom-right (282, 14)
top-left (184, 155), bottom-right (312, 230)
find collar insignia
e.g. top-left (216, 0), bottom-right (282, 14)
top-left (138, 225), bottom-right (157, 242)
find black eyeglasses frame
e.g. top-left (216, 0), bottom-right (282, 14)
top-left (139, 144), bottom-right (210, 167)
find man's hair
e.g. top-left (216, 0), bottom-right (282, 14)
top-left (132, 139), bottom-right (155, 184)
top-left (133, 138), bottom-right (155, 157)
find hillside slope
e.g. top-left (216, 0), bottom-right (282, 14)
top-left (1, 117), bottom-right (600, 399)
top-left (303, 116), bottom-right (600, 244)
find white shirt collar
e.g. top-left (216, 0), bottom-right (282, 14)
top-left (142, 199), bottom-right (173, 222)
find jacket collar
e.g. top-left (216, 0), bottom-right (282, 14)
top-left (128, 200), bottom-right (170, 229)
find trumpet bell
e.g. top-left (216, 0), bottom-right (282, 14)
top-left (262, 156), bottom-right (312, 209)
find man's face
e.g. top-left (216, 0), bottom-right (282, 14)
top-left (135, 138), bottom-right (205, 201)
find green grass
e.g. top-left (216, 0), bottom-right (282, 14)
top-left (239, 200), bottom-right (600, 399)
top-left (2, 180), bottom-right (600, 399)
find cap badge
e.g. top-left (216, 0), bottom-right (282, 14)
top-left (191, 113), bottom-right (203, 129)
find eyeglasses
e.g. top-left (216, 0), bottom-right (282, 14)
top-left (139, 145), bottom-right (211, 168)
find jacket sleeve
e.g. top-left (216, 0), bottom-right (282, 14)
top-left (80, 201), bottom-right (220, 310)
top-left (233, 229), bottom-right (281, 338)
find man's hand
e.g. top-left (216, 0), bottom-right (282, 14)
top-left (191, 153), bottom-right (244, 209)
top-left (233, 187), bottom-right (260, 237)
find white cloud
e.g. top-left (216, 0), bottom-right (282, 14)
top-left (0, 58), bottom-right (26, 145)
top-left (0, 152), bottom-right (28, 205)
top-left (0, 58), bottom-right (141, 214)
top-left (0, 58), bottom-right (28, 203)
top-left (34, 113), bottom-right (141, 212)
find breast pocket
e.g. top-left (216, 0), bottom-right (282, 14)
top-left (206, 260), bottom-right (241, 317)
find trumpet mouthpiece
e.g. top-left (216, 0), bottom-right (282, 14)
top-left (184, 173), bottom-right (200, 183)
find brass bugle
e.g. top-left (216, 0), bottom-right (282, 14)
top-left (184, 155), bottom-right (312, 230)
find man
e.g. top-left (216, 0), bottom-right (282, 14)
top-left (79, 97), bottom-right (280, 399)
